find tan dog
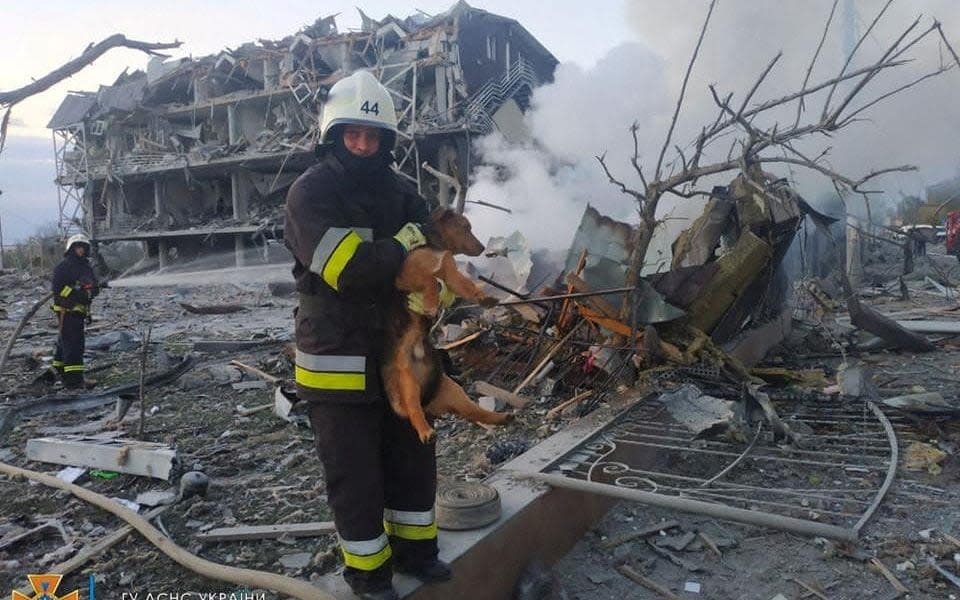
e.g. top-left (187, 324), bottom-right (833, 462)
top-left (382, 208), bottom-right (510, 443)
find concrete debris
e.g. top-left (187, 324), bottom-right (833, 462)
top-left (658, 385), bottom-right (737, 437)
top-left (135, 490), bottom-right (178, 507)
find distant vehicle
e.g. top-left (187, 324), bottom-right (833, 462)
top-left (946, 210), bottom-right (960, 262)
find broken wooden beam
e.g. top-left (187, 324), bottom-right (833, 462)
top-left (474, 380), bottom-right (529, 409)
top-left (196, 521), bottom-right (336, 542)
top-left (617, 564), bottom-right (681, 600)
top-left (601, 519), bottom-right (680, 549)
top-left (179, 302), bottom-right (246, 315)
top-left (229, 360), bottom-right (281, 384)
top-left (25, 436), bottom-right (178, 480)
top-left (546, 390), bottom-right (594, 420)
top-left (870, 558), bottom-right (908, 597)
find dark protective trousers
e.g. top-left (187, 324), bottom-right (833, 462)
top-left (309, 400), bottom-right (438, 593)
top-left (53, 312), bottom-right (86, 387)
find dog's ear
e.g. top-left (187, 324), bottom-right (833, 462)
top-left (430, 206), bottom-right (454, 222)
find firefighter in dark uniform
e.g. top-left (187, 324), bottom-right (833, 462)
top-left (52, 234), bottom-right (101, 389)
top-left (284, 70), bottom-right (452, 600)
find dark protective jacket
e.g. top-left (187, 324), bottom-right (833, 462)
top-left (284, 151), bottom-right (428, 403)
top-left (51, 254), bottom-right (99, 314)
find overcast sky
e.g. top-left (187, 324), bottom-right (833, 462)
top-left (1, 1), bottom-right (958, 244)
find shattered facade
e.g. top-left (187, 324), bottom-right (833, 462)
top-left (47, 2), bottom-right (557, 267)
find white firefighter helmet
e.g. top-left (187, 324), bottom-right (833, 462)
top-left (320, 70), bottom-right (398, 144)
top-left (64, 233), bottom-right (91, 255)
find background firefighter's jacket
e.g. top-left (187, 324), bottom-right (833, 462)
top-left (52, 253), bottom-right (99, 314)
top-left (284, 151), bottom-right (428, 404)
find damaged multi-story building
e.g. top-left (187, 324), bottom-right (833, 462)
top-left (47, 1), bottom-right (557, 267)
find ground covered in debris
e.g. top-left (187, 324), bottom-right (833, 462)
top-left (1, 240), bottom-right (959, 599)
top-left (0, 267), bottom-right (570, 596)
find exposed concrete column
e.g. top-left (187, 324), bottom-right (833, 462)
top-left (435, 64), bottom-right (448, 123)
top-left (263, 58), bottom-right (279, 90)
top-left (227, 104), bottom-right (239, 145)
top-left (235, 234), bottom-right (246, 268)
top-left (846, 216), bottom-right (863, 288)
top-left (158, 239), bottom-right (168, 269)
top-left (153, 178), bottom-right (165, 224)
top-left (231, 171), bottom-right (248, 220)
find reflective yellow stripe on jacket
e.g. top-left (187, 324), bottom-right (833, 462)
top-left (339, 533), bottom-right (392, 571)
top-left (294, 350), bottom-right (366, 391)
top-left (309, 227), bottom-right (372, 291)
top-left (383, 508), bottom-right (438, 541)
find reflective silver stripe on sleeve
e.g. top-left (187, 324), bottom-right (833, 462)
top-left (309, 227), bottom-right (353, 276)
top-left (354, 227), bottom-right (373, 242)
top-left (339, 532), bottom-right (389, 555)
top-left (383, 508), bottom-right (435, 526)
top-left (295, 350), bottom-right (366, 373)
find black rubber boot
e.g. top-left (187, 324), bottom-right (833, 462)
top-left (394, 558), bottom-right (452, 583)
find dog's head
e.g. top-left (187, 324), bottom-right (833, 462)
top-left (422, 207), bottom-right (485, 256)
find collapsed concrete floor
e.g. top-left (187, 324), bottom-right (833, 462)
top-left (0, 245), bottom-right (959, 599)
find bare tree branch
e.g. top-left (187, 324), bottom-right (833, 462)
top-left (936, 21), bottom-right (960, 69)
top-left (654, 0), bottom-right (718, 181)
top-left (596, 152), bottom-right (646, 205)
top-left (795, 0), bottom-right (840, 127)
top-left (0, 34), bottom-right (182, 107)
top-left (736, 52), bottom-right (783, 120)
top-left (822, 0), bottom-right (896, 120)
top-left (629, 122), bottom-right (649, 191)
top-left (838, 64), bottom-right (953, 127)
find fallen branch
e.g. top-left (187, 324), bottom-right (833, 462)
top-left (0, 461), bottom-right (333, 600)
top-left (0, 35), bottom-right (181, 106)
top-left (0, 291), bottom-right (54, 378)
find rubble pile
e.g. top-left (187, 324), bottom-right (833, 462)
top-left (0, 170), bottom-right (959, 596)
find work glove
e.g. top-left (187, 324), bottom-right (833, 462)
top-left (407, 279), bottom-right (457, 316)
top-left (393, 222), bottom-right (427, 252)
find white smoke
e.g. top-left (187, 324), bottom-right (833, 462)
top-left (465, 0), bottom-right (960, 255)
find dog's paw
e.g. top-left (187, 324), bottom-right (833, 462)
top-left (418, 428), bottom-right (436, 444)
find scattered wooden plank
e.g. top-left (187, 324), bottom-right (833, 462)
top-left (546, 390), bottom-right (594, 420)
top-left (25, 436), bottom-right (178, 480)
top-left (601, 520), bottom-right (680, 550)
top-left (696, 531), bottom-right (722, 557)
top-left (236, 403), bottom-right (273, 417)
top-left (870, 558), bottom-right (908, 597)
top-left (229, 360), bottom-right (281, 384)
top-left (438, 330), bottom-right (485, 351)
top-left (19, 506), bottom-right (168, 593)
top-left (787, 576), bottom-right (831, 600)
top-left (617, 565), bottom-right (681, 600)
top-left (179, 302), bottom-right (246, 315)
top-left (196, 521), bottom-right (336, 542)
top-left (474, 380), bottom-right (529, 409)
top-left (513, 320), bottom-right (585, 395)
top-left (647, 539), bottom-right (708, 573)
top-left (565, 272), bottom-right (619, 318)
